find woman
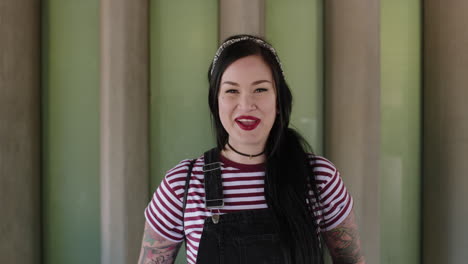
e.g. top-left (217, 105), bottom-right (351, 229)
top-left (138, 35), bottom-right (365, 264)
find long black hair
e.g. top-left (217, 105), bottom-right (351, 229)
top-left (208, 34), bottom-right (324, 263)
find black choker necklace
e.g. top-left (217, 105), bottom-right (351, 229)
top-left (227, 142), bottom-right (265, 159)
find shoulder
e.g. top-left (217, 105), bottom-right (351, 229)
top-left (162, 156), bottom-right (204, 189)
top-left (166, 158), bottom-right (199, 176)
top-left (306, 154), bottom-right (337, 172)
top-left (306, 154), bottom-right (338, 184)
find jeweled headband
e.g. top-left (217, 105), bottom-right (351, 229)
top-left (210, 36), bottom-right (285, 77)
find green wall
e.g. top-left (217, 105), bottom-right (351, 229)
top-left (381, 0), bottom-right (421, 263)
top-left (266, 0), bottom-right (324, 154)
top-left (42, 1), bottom-right (100, 263)
top-left (149, 1), bottom-right (218, 263)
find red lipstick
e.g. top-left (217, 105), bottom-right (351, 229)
top-left (235, 116), bottom-right (260, 131)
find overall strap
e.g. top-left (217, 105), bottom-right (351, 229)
top-left (182, 159), bottom-right (197, 220)
top-left (182, 159), bottom-right (196, 247)
top-left (203, 148), bottom-right (224, 209)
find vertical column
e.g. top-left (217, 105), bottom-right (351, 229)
top-left (0, 1), bottom-right (41, 263)
top-left (423, 1), bottom-right (468, 263)
top-left (219, 0), bottom-right (265, 42)
top-left (324, 1), bottom-right (380, 263)
top-left (100, 0), bottom-right (149, 263)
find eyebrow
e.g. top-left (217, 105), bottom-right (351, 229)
top-left (221, 80), bottom-right (272, 86)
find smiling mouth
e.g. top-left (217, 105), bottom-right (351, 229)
top-left (235, 116), bottom-right (260, 131)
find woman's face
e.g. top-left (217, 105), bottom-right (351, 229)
top-left (218, 55), bottom-right (277, 150)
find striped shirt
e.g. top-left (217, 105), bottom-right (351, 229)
top-left (145, 154), bottom-right (353, 264)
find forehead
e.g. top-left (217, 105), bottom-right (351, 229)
top-left (220, 55), bottom-right (273, 83)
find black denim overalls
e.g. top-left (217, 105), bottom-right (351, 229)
top-left (182, 149), bottom-right (289, 264)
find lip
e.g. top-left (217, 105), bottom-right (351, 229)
top-left (235, 115), bottom-right (261, 131)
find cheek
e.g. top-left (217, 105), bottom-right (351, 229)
top-left (260, 96), bottom-right (277, 114)
top-left (218, 96), bottom-right (235, 109)
top-left (218, 97), bottom-right (231, 121)
top-left (218, 97), bottom-right (224, 113)
top-left (266, 101), bottom-right (278, 125)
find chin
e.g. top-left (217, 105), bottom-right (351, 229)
top-left (229, 129), bottom-right (268, 145)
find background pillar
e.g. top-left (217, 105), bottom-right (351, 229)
top-left (219, 0), bottom-right (264, 42)
top-left (324, 1), bottom-right (381, 263)
top-left (423, 1), bottom-right (468, 263)
top-left (0, 1), bottom-right (41, 263)
top-left (100, 0), bottom-right (149, 263)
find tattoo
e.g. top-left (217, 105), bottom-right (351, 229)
top-left (323, 211), bottom-right (365, 264)
top-left (140, 245), bottom-right (181, 264)
top-left (138, 222), bottom-right (182, 264)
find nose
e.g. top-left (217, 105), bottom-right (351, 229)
top-left (238, 93), bottom-right (256, 111)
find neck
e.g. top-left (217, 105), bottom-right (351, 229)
top-left (222, 142), bottom-right (266, 165)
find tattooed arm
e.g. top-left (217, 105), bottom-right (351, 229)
top-left (138, 221), bottom-right (183, 264)
top-left (322, 210), bottom-right (365, 264)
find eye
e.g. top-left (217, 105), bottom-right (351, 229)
top-left (225, 89), bottom-right (239, 94)
top-left (254, 88), bottom-right (268, 93)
